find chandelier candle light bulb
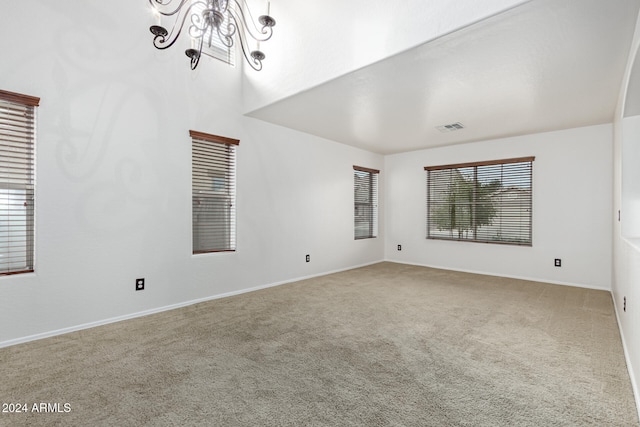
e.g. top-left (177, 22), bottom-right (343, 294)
top-left (148, 0), bottom-right (276, 71)
top-left (254, 2), bottom-right (268, 53)
top-left (152, 8), bottom-right (161, 25)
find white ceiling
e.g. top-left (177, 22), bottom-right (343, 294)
top-left (247, 0), bottom-right (640, 154)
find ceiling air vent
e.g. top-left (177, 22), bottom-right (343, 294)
top-left (436, 122), bottom-right (465, 133)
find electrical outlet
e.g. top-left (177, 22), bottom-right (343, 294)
top-left (397, 245), bottom-right (402, 251)
top-left (624, 296), bottom-right (627, 312)
top-left (136, 278), bottom-right (145, 291)
top-left (554, 259), bottom-right (561, 267)
top-left (305, 254), bottom-right (310, 263)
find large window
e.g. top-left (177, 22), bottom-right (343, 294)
top-left (0, 89), bottom-right (38, 275)
top-left (425, 157), bottom-right (534, 246)
top-left (191, 130), bottom-right (237, 253)
top-left (354, 166), bottom-right (379, 239)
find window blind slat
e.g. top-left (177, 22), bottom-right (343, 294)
top-left (0, 92), bottom-right (36, 275)
top-left (426, 158), bottom-right (533, 246)
top-left (192, 132), bottom-right (237, 253)
top-left (354, 167), bottom-right (379, 239)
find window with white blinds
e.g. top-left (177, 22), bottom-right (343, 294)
top-left (354, 166), bottom-right (379, 240)
top-left (191, 130), bottom-right (238, 254)
top-left (0, 89), bottom-right (38, 275)
top-left (190, 0), bottom-right (236, 66)
top-left (426, 157), bottom-right (534, 246)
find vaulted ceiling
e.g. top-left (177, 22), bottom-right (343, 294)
top-left (247, 0), bottom-right (640, 154)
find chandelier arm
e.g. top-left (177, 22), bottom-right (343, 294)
top-left (210, 8), bottom-right (237, 48)
top-left (189, 36), bottom-right (203, 70)
top-left (235, 25), bottom-right (262, 71)
top-left (187, 6), bottom-right (213, 40)
top-left (230, 1), bottom-right (260, 36)
top-left (149, 0), bottom-right (191, 18)
top-left (151, 1), bottom-right (207, 50)
top-left (217, 0), bottom-right (230, 14)
top-left (216, 21), bottom-right (236, 48)
top-left (228, 1), bottom-right (274, 42)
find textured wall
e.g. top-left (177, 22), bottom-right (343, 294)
top-left (384, 124), bottom-right (614, 290)
top-left (613, 8), bottom-right (640, 417)
top-left (242, 0), bottom-right (533, 113)
top-left (0, 1), bottom-right (384, 346)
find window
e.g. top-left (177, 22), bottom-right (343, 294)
top-left (190, 0), bottom-right (235, 66)
top-left (354, 166), bottom-right (379, 239)
top-left (425, 157), bottom-right (534, 246)
top-left (191, 130), bottom-right (238, 253)
top-left (0, 89), bottom-right (38, 275)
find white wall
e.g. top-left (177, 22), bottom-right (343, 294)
top-left (0, 0), bottom-right (626, 353)
top-left (242, 0), bottom-right (532, 113)
top-left (0, 1), bottom-right (383, 346)
top-left (385, 124), bottom-right (613, 290)
top-left (621, 114), bottom-right (640, 238)
top-left (613, 7), bottom-right (640, 413)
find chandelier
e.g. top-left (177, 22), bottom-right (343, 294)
top-left (149, 0), bottom-right (276, 71)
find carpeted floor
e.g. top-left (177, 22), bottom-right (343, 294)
top-left (0, 262), bottom-right (637, 426)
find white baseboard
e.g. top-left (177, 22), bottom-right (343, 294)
top-left (0, 259), bottom-right (384, 349)
top-left (384, 259), bottom-right (610, 291)
top-left (4, 257), bottom-right (637, 419)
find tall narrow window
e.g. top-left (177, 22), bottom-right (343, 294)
top-left (0, 89), bottom-right (38, 275)
top-left (191, 130), bottom-right (238, 253)
top-left (426, 157), bottom-right (534, 246)
top-left (354, 166), bottom-right (379, 239)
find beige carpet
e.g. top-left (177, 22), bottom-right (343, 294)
top-left (0, 262), bottom-right (637, 426)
